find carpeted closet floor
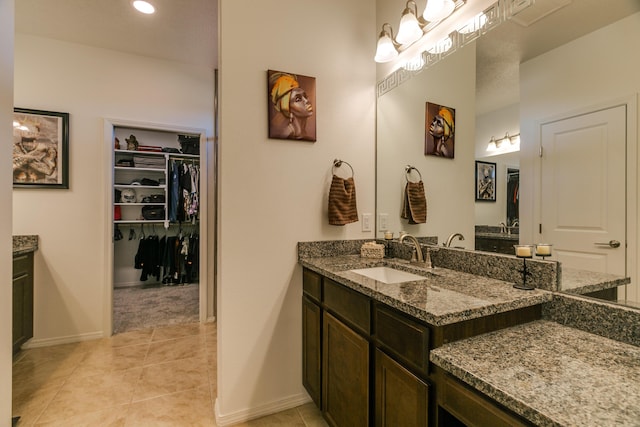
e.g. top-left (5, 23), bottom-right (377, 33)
top-left (113, 283), bottom-right (200, 334)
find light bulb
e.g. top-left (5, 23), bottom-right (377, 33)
top-left (375, 32), bottom-right (398, 63)
top-left (396, 9), bottom-right (423, 45)
top-left (132, 1), bottom-right (155, 14)
top-left (423, 0), bottom-right (455, 22)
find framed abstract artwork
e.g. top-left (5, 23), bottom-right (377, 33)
top-left (475, 160), bottom-right (496, 201)
top-left (13, 108), bottom-right (69, 188)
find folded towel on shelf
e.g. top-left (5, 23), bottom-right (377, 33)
top-left (328, 175), bottom-right (359, 225)
top-left (401, 180), bottom-right (427, 224)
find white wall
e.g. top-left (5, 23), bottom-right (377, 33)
top-left (475, 103), bottom-right (520, 226)
top-left (520, 12), bottom-right (640, 301)
top-left (1, 1), bottom-right (15, 424)
top-left (376, 45), bottom-right (476, 248)
top-left (216, 0), bottom-right (376, 423)
top-left (13, 35), bottom-right (214, 344)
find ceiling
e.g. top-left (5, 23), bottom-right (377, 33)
top-left (14, 0), bottom-right (640, 113)
top-left (476, 0), bottom-right (640, 114)
top-left (15, 0), bottom-right (218, 69)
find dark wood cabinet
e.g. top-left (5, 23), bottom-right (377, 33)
top-left (437, 370), bottom-right (532, 427)
top-left (302, 267), bottom-right (541, 427)
top-left (323, 312), bottom-right (370, 427)
top-left (13, 253), bottom-right (34, 355)
top-left (375, 349), bottom-right (428, 427)
top-left (302, 296), bottom-right (322, 407)
top-left (475, 236), bottom-right (517, 255)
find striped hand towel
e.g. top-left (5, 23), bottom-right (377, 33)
top-left (328, 175), bottom-right (359, 225)
top-left (401, 180), bottom-right (427, 224)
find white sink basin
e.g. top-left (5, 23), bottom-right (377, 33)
top-left (349, 266), bottom-right (426, 284)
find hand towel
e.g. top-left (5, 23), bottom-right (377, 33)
top-left (328, 175), bottom-right (359, 225)
top-left (401, 180), bottom-right (427, 224)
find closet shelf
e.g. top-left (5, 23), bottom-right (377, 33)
top-left (114, 149), bottom-right (200, 160)
top-left (115, 203), bottom-right (164, 206)
top-left (114, 166), bottom-right (166, 172)
top-left (114, 184), bottom-right (166, 189)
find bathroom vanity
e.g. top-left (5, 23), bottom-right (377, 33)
top-left (12, 236), bottom-right (38, 355)
top-left (298, 239), bottom-right (636, 427)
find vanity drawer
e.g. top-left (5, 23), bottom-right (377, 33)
top-left (324, 278), bottom-right (371, 335)
top-left (303, 268), bottom-right (322, 303)
top-left (13, 254), bottom-right (33, 278)
top-left (374, 304), bottom-right (430, 376)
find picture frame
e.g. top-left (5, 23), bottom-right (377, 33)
top-left (267, 69), bottom-right (316, 142)
top-left (425, 102), bottom-right (455, 158)
top-left (475, 160), bottom-right (496, 201)
top-left (12, 108), bottom-right (69, 189)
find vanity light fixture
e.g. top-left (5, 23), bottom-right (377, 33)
top-left (374, 23), bottom-right (399, 63)
top-left (487, 132), bottom-right (520, 152)
top-left (374, 0), bottom-right (465, 63)
top-left (132, 0), bottom-right (155, 14)
top-left (487, 136), bottom-right (497, 152)
top-left (397, 1), bottom-right (425, 45)
top-left (423, 0), bottom-right (456, 22)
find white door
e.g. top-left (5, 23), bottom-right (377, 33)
top-left (539, 105), bottom-right (626, 284)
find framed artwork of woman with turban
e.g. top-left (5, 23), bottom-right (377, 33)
top-left (268, 70), bottom-right (316, 142)
top-left (425, 102), bottom-right (455, 158)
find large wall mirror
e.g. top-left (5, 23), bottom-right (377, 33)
top-left (376, 0), bottom-right (640, 307)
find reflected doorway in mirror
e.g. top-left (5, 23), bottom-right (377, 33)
top-left (425, 102), bottom-right (455, 158)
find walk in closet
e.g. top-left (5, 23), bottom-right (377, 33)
top-left (106, 121), bottom-right (208, 334)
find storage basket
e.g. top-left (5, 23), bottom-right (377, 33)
top-left (360, 242), bottom-right (385, 259)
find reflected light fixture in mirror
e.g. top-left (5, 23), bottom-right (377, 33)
top-left (486, 132), bottom-right (520, 155)
top-left (375, 0), bottom-right (463, 63)
top-left (132, 0), bottom-right (155, 14)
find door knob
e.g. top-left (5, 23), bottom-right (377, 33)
top-left (594, 240), bottom-right (621, 248)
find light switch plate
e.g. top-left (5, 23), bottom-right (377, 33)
top-left (378, 213), bottom-right (388, 231)
top-left (362, 213), bottom-right (372, 232)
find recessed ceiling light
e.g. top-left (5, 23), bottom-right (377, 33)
top-left (132, 1), bottom-right (155, 14)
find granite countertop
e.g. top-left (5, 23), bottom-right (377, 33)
top-left (13, 235), bottom-right (38, 256)
top-left (560, 267), bottom-right (630, 294)
top-left (431, 320), bottom-right (640, 427)
top-left (299, 255), bottom-right (551, 327)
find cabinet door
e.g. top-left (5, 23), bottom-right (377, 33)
top-left (375, 349), bottom-right (428, 427)
top-left (323, 312), bottom-right (369, 427)
top-left (303, 296), bottom-right (322, 407)
top-left (13, 273), bottom-right (32, 355)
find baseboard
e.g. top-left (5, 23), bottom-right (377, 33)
top-left (214, 393), bottom-right (312, 426)
top-left (22, 331), bottom-right (105, 349)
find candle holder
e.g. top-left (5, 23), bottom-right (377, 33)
top-left (513, 245), bottom-right (535, 290)
top-left (535, 243), bottom-right (553, 260)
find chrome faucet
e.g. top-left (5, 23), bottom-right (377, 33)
top-left (399, 233), bottom-right (424, 263)
top-left (511, 220), bottom-right (519, 227)
top-left (499, 222), bottom-right (507, 233)
top-left (445, 233), bottom-right (465, 248)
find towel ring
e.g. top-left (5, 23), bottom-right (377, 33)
top-left (405, 165), bottom-right (422, 183)
top-left (333, 159), bottom-right (354, 178)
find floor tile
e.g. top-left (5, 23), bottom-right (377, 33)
top-left (133, 357), bottom-right (210, 402)
top-left (33, 405), bottom-right (129, 427)
top-left (297, 403), bottom-right (329, 427)
top-left (232, 407), bottom-right (306, 426)
top-left (36, 368), bottom-right (142, 423)
top-left (144, 335), bottom-right (206, 366)
top-left (125, 385), bottom-right (216, 426)
top-left (71, 343), bottom-right (149, 379)
top-left (151, 322), bottom-right (203, 342)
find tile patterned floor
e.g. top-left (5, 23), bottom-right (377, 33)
top-left (12, 322), bottom-right (327, 426)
